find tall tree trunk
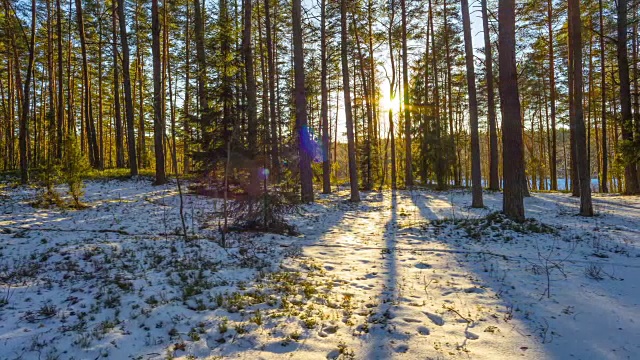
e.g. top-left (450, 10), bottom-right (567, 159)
top-left (98, 10), bottom-right (105, 169)
top-left (76, 0), bottom-right (100, 168)
top-left (569, 0), bottom-right (593, 215)
top-left (429, 0), bottom-right (444, 189)
top-left (151, 0), bottom-right (166, 185)
top-left (401, 0), bottom-right (412, 188)
top-left (388, 0), bottom-right (397, 190)
top-left (56, 0), bottom-right (64, 159)
top-left (444, 0), bottom-right (457, 186)
top-left (421, 14), bottom-right (430, 184)
top-left (293, 0), bottom-right (314, 202)
top-left (162, 1), bottom-right (169, 173)
top-left (46, 0), bottom-right (55, 163)
top-left (367, 0), bottom-right (379, 186)
top-left (194, 0), bottom-right (211, 149)
top-left (352, 14), bottom-right (374, 190)
top-left (264, 0), bottom-right (280, 180)
top-left (341, 0), bottom-right (360, 201)
top-left (547, 0), bottom-right (558, 190)
top-left (118, 0), bottom-right (139, 175)
top-left (482, 0), bottom-right (499, 191)
top-left (600, 0), bottom-right (608, 192)
top-left (243, 0), bottom-right (259, 194)
top-left (184, 0), bottom-right (191, 174)
top-left (498, 0), bottom-right (525, 221)
top-left (135, 0), bottom-right (146, 168)
top-left (112, 0), bottom-right (125, 168)
top-left (15, 0), bottom-right (37, 183)
top-left (321, 0), bottom-right (331, 193)
top-left (461, 0), bottom-right (483, 207)
top-left (617, 0), bottom-right (640, 194)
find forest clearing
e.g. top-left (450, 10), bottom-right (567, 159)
top-left (0, 178), bottom-right (638, 359)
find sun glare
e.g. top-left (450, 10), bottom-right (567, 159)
top-left (381, 94), bottom-right (401, 113)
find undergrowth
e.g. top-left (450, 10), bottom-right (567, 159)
top-left (432, 211), bottom-right (559, 241)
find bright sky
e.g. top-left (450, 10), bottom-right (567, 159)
top-left (336, 5), bottom-right (487, 142)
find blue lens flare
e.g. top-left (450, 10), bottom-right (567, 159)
top-left (299, 126), bottom-right (327, 163)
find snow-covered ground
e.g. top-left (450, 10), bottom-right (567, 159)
top-left (0, 179), bottom-right (638, 359)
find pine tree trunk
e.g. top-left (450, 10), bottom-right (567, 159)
top-left (46, 0), bottom-right (56, 163)
top-left (498, 0), bottom-right (525, 221)
top-left (16, 0), bottom-right (37, 183)
top-left (194, 0), bottom-right (211, 149)
top-left (112, 0), bottom-right (125, 168)
top-left (428, 0), bottom-right (444, 189)
top-left (617, 0), bottom-right (640, 194)
top-left (444, 0), bottom-right (457, 186)
top-left (352, 14), bottom-right (373, 190)
top-left (401, 0), bottom-right (412, 188)
top-left (184, 1), bottom-right (191, 174)
top-left (56, 0), bottom-right (64, 160)
top-left (243, 0), bottom-right (259, 195)
top-left (600, 0), bottom-right (608, 192)
top-left (135, 0), bottom-right (146, 168)
top-left (387, 0), bottom-right (397, 190)
top-left (76, 0), bottom-right (100, 169)
top-left (546, 0), bottom-right (558, 190)
top-left (461, 0), bottom-right (483, 207)
top-left (118, 0), bottom-right (139, 176)
top-left (264, 0), bottom-right (280, 180)
top-left (321, 0), bottom-right (331, 193)
top-left (293, 0), bottom-right (314, 202)
top-left (341, 0), bottom-right (360, 201)
top-left (569, 0), bottom-right (593, 215)
top-left (151, 0), bottom-right (166, 185)
top-left (481, 0), bottom-right (499, 191)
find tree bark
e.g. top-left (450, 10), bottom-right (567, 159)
top-left (428, 0), bottom-right (444, 189)
top-left (388, 0), bottom-right (397, 190)
top-left (352, 13), bottom-right (374, 190)
top-left (617, 0), bottom-right (640, 194)
top-left (76, 0), bottom-right (100, 169)
top-left (194, 0), bottom-right (211, 149)
top-left (599, 0), bottom-right (608, 192)
top-left (498, 0), bottom-right (525, 221)
top-left (151, 0), bottom-right (166, 185)
top-left (293, 0), bottom-right (314, 202)
top-left (547, 0), bottom-right (558, 190)
top-left (461, 0), bottom-right (483, 207)
top-left (444, 0), bottom-right (457, 186)
top-left (481, 0), bottom-right (499, 191)
top-left (321, 0), bottom-right (331, 193)
top-left (112, 0), bottom-right (125, 168)
top-left (118, 0), bottom-right (139, 176)
top-left (264, 0), bottom-right (280, 180)
top-left (56, 0), bottom-right (64, 160)
top-left (243, 0), bottom-right (259, 195)
top-left (569, 0), bottom-right (593, 215)
top-left (401, 0), bottom-right (412, 188)
top-left (341, 0), bottom-right (360, 201)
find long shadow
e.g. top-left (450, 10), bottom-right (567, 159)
top-left (525, 193), bottom-right (640, 247)
top-left (362, 190), bottom-right (400, 359)
top-left (409, 190), bottom-right (640, 359)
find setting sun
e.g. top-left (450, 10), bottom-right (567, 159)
top-left (381, 94), bottom-right (401, 113)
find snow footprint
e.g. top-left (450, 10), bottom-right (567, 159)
top-left (465, 330), bottom-right (479, 340)
top-left (417, 326), bottom-right (430, 335)
top-left (424, 312), bottom-right (445, 326)
top-left (403, 318), bottom-right (421, 323)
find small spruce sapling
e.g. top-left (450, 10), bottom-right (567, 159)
top-left (35, 160), bottom-right (64, 208)
top-left (63, 136), bottom-right (90, 208)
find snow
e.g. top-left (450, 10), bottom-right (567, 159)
top-left (0, 179), bottom-right (638, 359)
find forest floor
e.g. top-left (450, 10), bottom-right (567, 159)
top-left (0, 178), bottom-right (639, 360)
